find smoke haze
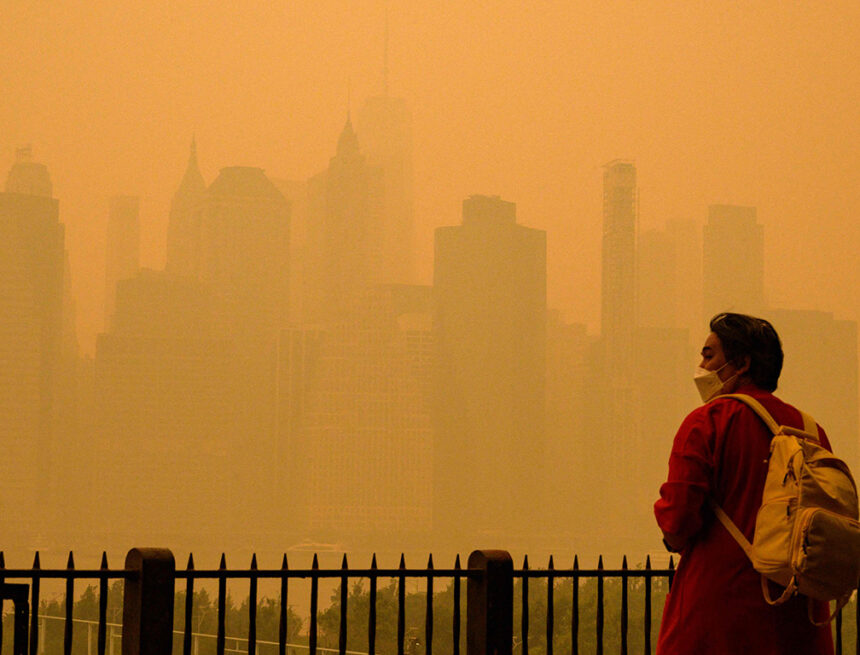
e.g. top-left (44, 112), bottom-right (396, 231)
top-left (1, 1), bottom-right (859, 565)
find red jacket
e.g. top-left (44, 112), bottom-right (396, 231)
top-left (654, 385), bottom-right (834, 655)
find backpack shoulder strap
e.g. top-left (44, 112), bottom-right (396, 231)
top-left (707, 497), bottom-right (754, 559)
top-left (718, 393), bottom-right (780, 434)
top-left (718, 393), bottom-right (820, 441)
top-left (798, 409), bottom-right (818, 438)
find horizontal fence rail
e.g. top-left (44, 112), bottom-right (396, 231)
top-left (0, 549), bottom-right (856, 655)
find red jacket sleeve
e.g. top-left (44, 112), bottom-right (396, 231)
top-left (654, 407), bottom-right (716, 549)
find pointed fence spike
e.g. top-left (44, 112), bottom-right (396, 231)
top-left (548, 555), bottom-right (554, 569)
top-left (281, 554), bottom-right (288, 569)
top-left (371, 553), bottom-right (378, 569)
top-left (312, 553), bottom-right (319, 569)
top-left (645, 555), bottom-right (651, 569)
top-left (573, 554), bottom-right (579, 569)
top-left (33, 552), bottom-right (41, 568)
top-left (522, 555), bottom-right (529, 569)
top-left (187, 553), bottom-right (195, 570)
top-left (341, 554), bottom-right (348, 569)
top-left (219, 553), bottom-right (226, 569)
top-left (597, 555), bottom-right (603, 569)
top-left (427, 554), bottom-right (434, 568)
top-left (251, 554), bottom-right (258, 570)
top-left (622, 555), bottom-right (628, 569)
top-left (0, 552), bottom-right (6, 568)
top-left (67, 551), bottom-right (75, 568)
top-left (454, 554), bottom-right (461, 568)
top-left (100, 552), bottom-right (108, 569)
top-left (669, 556), bottom-right (675, 570)
top-left (399, 553), bottom-right (406, 568)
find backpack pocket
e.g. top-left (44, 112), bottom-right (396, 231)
top-left (793, 507), bottom-right (860, 601)
top-left (752, 497), bottom-right (797, 586)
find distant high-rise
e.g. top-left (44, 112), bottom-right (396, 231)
top-left (768, 309), bottom-right (859, 474)
top-left (197, 166), bottom-right (291, 339)
top-left (166, 138), bottom-right (207, 278)
top-left (433, 195), bottom-right (546, 547)
top-left (601, 161), bottom-right (637, 381)
top-left (305, 118), bottom-right (384, 323)
top-left (167, 143), bottom-right (290, 338)
top-left (94, 269), bottom-right (238, 545)
top-left (104, 195), bottom-right (140, 330)
top-left (637, 218), bottom-right (701, 340)
top-left (703, 204), bottom-right (765, 320)
top-left (356, 95), bottom-right (414, 284)
top-left (0, 147), bottom-right (64, 547)
top-left (280, 285), bottom-right (434, 545)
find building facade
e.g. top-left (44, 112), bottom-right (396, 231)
top-left (0, 149), bottom-right (65, 548)
top-left (104, 195), bottom-right (140, 330)
top-left (432, 195), bottom-right (547, 549)
top-left (703, 204), bottom-right (765, 320)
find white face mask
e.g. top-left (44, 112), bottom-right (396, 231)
top-left (693, 362), bottom-right (736, 403)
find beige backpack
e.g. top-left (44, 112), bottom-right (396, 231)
top-left (710, 393), bottom-right (860, 624)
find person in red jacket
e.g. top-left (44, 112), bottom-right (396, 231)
top-left (654, 312), bottom-right (834, 655)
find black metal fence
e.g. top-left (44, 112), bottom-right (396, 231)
top-left (0, 548), bottom-right (856, 655)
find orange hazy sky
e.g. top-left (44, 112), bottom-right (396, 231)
top-left (2, 1), bottom-right (858, 354)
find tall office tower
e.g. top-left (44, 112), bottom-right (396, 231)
top-left (637, 228), bottom-right (676, 329)
top-left (104, 195), bottom-right (140, 330)
top-left (356, 95), bottom-right (414, 284)
top-left (272, 178), bottom-right (308, 323)
top-left (637, 218), bottom-right (702, 340)
top-left (703, 204), bottom-right (765, 320)
top-left (194, 166), bottom-right (290, 340)
top-left (0, 147), bottom-right (64, 548)
top-left (94, 269), bottom-right (237, 546)
top-left (304, 118), bottom-right (385, 323)
top-left (596, 162), bottom-right (642, 548)
top-left (667, 218), bottom-right (703, 341)
top-left (433, 195), bottom-right (546, 549)
top-left (544, 314), bottom-right (600, 545)
top-left (166, 138), bottom-right (207, 277)
top-left (768, 309), bottom-right (859, 474)
top-left (601, 161), bottom-right (637, 381)
top-left (279, 285), bottom-right (433, 547)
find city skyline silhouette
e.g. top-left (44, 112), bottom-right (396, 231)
top-left (1, 2), bottom-right (859, 568)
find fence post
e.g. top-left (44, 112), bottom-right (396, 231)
top-left (467, 550), bottom-right (513, 655)
top-left (122, 548), bottom-right (175, 655)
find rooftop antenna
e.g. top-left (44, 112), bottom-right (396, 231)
top-left (383, 0), bottom-right (389, 96)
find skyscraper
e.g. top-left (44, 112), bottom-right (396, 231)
top-left (104, 195), bottom-right (140, 330)
top-left (601, 160), bottom-right (637, 381)
top-left (0, 147), bottom-right (64, 548)
top-left (280, 285), bottom-right (434, 546)
top-left (433, 195), bottom-right (546, 548)
top-left (703, 204), bottom-right (765, 320)
top-left (197, 166), bottom-right (291, 340)
top-left (767, 309), bottom-right (859, 474)
top-left (637, 218), bottom-right (702, 340)
top-left (94, 269), bottom-right (237, 546)
top-left (356, 95), bottom-right (415, 284)
top-left (166, 138), bottom-right (207, 278)
top-left (304, 118), bottom-right (384, 323)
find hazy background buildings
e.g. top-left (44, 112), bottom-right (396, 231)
top-left (1, 1), bottom-right (859, 565)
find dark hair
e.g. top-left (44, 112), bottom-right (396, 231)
top-left (709, 312), bottom-right (783, 392)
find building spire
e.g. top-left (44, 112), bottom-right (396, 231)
top-left (383, 0), bottom-right (389, 97)
top-left (176, 136), bottom-right (205, 196)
